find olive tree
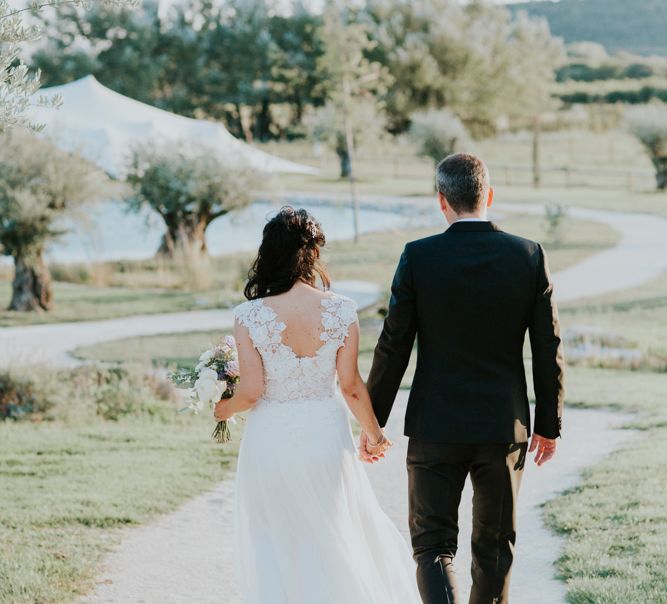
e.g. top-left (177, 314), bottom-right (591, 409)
top-left (126, 144), bottom-right (255, 258)
top-left (506, 13), bottom-right (565, 188)
top-left (313, 1), bottom-right (390, 241)
top-left (1, 0), bottom-right (136, 132)
top-left (409, 109), bottom-right (472, 167)
top-left (0, 131), bottom-right (108, 311)
top-left (626, 104), bottom-right (667, 190)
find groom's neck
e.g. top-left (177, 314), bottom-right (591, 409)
top-left (451, 211), bottom-right (488, 222)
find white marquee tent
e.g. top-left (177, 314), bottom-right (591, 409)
top-left (31, 75), bottom-right (317, 177)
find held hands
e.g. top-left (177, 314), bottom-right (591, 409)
top-left (529, 433), bottom-right (557, 466)
top-left (358, 431), bottom-right (393, 464)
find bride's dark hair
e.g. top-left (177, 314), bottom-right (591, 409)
top-left (244, 206), bottom-right (331, 300)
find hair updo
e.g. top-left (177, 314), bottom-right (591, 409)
top-left (244, 206), bottom-right (331, 300)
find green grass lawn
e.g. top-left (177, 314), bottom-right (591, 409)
top-left (0, 416), bottom-right (240, 604)
top-left (543, 365), bottom-right (667, 604)
top-left (266, 129), bottom-right (667, 213)
top-left (73, 330), bottom-right (232, 366)
top-left (561, 273), bottom-right (667, 367)
top-left (544, 271), bottom-right (667, 603)
top-left (0, 281), bottom-right (236, 328)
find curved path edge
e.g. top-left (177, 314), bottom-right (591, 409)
top-left (0, 281), bottom-right (380, 368)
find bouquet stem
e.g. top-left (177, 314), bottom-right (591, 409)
top-left (212, 420), bottom-right (232, 443)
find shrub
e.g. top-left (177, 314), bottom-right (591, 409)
top-left (409, 109), bottom-right (472, 167)
top-left (0, 371), bottom-right (51, 420)
top-left (626, 103), bottom-right (667, 190)
top-left (0, 365), bottom-right (179, 423)
top-left (49, 262), bottom-right (93, 284)
top-left (544, 202), bottom-right (569, 244)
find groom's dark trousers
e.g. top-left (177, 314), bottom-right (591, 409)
top-left (407, 440), bottom-right (527, 604)
top-left (367, 222), bottom-right (565, 604)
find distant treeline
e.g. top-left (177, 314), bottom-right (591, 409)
top-left (31, 0), bottom-right (562, 142)
top-left (510, 0), bottom-right (667, 56)
top-left (557, 62), bottom-right (657, 83)
top-left (559, 86), bottom-right (667, 105)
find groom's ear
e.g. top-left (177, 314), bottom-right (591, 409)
top-left (486, 187), bottom-right (495, 209)
top-left (438, 191), bottom-right (448, 213)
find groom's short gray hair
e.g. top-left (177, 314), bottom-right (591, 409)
top-left (436, 153), bottom-right (490, 214)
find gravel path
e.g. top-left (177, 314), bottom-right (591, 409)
top-left (80, 396), bottom-right (635, 604)
top-left (286, 191), bottom-right (667, 304)
top-left (501, 202), bottom-right (667, 303)
top-left (6, 198), bottom-right (659, 603)
top-left (4, 200), bottom-right (667, 367)
top-left (0, 281), bottom-right (380, 368)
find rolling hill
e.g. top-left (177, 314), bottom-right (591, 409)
top-left (509, 0), bottom-right (667, 56)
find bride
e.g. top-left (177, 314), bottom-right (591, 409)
top-left (213, 207), bottom-right (420, 603)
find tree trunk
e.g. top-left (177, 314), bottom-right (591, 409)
top-left (255, 99), bottom-right (272, 142)
top-left (653, 156), bottom-right (667, 190)
top-left (532, 115), bottom-right (542, 189)
top-left (335, 133), bottom-right (351, 179)
top-left (238, 104), bottom-right (254, 144)
top-left (9, 249), bottom-right (53, 312)
top-left (293, 97), bottom-right (303, 126)
top-left (156, 214), bottom-right (209, 259)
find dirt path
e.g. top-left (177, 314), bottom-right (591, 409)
top-left (0, 281), bottom-right (380, 367)
top-left (80, 397), bottom-right (635, 604)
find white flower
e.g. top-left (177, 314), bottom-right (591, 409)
top-left (195, 349), bottom-right (215, 373)
top-left (199, 349), bottom-right (214, 363)
top-left (198, 366), bottom-right (217, 381)
top-left (194, 367), bottom-right (225, 404)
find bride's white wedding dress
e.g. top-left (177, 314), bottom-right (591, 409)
top-left (233, 293), bottom-right (420, 604)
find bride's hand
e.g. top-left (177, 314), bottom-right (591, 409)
top-left (365, 432), bottom-right (392, 459)
top-left (214, 399), bottom-right (234, 422)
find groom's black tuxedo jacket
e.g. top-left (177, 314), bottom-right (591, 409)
top-left (367, 220), bottom-right (564, 443)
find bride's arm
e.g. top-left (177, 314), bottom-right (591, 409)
top-left (214, 320), bottom-right (264, 421)
top-left (337, 321), bottom-right (387, 452)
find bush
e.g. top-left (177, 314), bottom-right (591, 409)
top-left (0, 371), bottom-right (51, 420)
top-left (0, 365), bottom-right (179, 423)
top-left (544, 203), bottom-right (569, 245)
top-left (626, 103), bottom-right (667, 189)
top-left (409, 109), bottom-right (472, 166)
top-left (49, 262), bottom-right (93, 284)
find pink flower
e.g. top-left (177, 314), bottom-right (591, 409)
top-left (224, 335), bottom-right (236, 349)
top-left (226, 360), bottom-right (240, 378)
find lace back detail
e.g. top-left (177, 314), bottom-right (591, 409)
top-left (234, 294), bottom-right (358, 403)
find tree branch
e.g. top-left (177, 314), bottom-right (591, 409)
top-left (0, 0), bottom-right (80, 22)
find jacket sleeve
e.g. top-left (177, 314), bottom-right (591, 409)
top-left (366, 245), bottom-right (418, 427)
top-left (529, 244), bottom-right (565, 439)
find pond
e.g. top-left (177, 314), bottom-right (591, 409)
top-left (44, 199), bottom-right (434, 264)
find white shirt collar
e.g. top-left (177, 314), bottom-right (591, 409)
top-left (455, 217), bottom-right (489, 223)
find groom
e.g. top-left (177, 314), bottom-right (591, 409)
top-left (363, 153), bottom-right (564, 604)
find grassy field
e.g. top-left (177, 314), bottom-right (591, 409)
top-left (543, 271), bottom-right (667, 603)
top-left (265, 128), bottom-right (665, 202)
top-left (544, 364), bottom-right (667, 604)
top-left (0, 416), bottom-right (239, 604)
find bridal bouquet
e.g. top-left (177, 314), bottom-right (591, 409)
top-left (169, 336), bottom-right (240, 443)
